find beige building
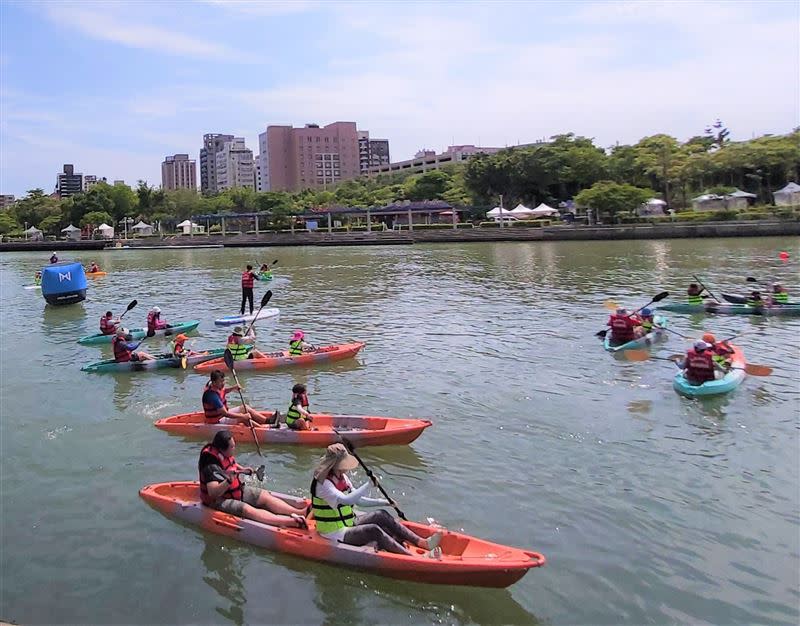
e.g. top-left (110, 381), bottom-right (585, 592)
top-left (368, 144), bottom-right (510, 177)
top-left (161, 154), bottom-right (197, 191)
top-left (200, 133), bottom-right (234, 194)
top-left (0, 194), bottom-right (15, 210)
top-left (215, 139), bottom-right (254, 191)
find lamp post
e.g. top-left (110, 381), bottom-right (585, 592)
top-left (24, 221), bottom-right (28, 240)
top-left (123, 217), bottom-right (128, 240)
top-left (499, 194), bottom-right (504, 228)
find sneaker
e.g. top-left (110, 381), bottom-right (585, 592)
top-left (426, 531), bottom-right (443, 551)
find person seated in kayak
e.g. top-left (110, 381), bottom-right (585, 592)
top-left (770, 283), bottom-right (789, 305)
top-left (202, 369), bottom-right (276, 425)
top-left (100, 310), bottom-right (121, 335)
top-left (680, 341), bottom-right (718, 385)
top-left (227, 326), bottom-right (267, 360)
top-left (146, 306), bottom-right (170, 336)
top-left (632, 308), bottom-right (657, 338)
top-left (34, 271), bottom-right (42, 286)
top-left (746, 291), bottom-right (765, 307)
top-left (49, 252), bottom-right (58, 264)
top-left (258, 263), bottom-right (272, 280)
top-left (199, 430), bottom-right (307, 527)
top-left (172, 333), bottom-right (201, 358)
top-left (607, 308), bottom-right (641, 344)
top-left (112, 327), bottom-right (155, 362)
top-left (286, 383), bottom-right (314, 430)
top-left (87, 261), bottom-right (101, 273)
top-left (311, 443), bottom-right (442, 557)
top-left (687, 283), bottom-right (704, 305)
top-left (288, 330), bottom-right (314, 355)
top-left (702, 333), bottom-right (734, 368)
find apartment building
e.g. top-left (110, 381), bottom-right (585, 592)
top-left (56, 164), bottom-right (83, 197)
top-left (0, 195), bottom-right (15, 210)
top-left (199, 133), bottom-right (234, 194)
top-left (161, 154), bottom-right (197, 190)
top-left (215, 138), bottom-right (255, 191)
top-left (358, 131), bottom-right (390, 173)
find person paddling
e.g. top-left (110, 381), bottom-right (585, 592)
top-left (310, 443), bottom-right (442, 556)
top-left (112, 327), bottom-right (155, 363)
top-left (240, 264), bottom-right (258, 315)
top-left (680, 341), bottom-right (717, 385)
top-left (746, 291), bottom-right (765, 307)
top-left (171, 334), bottom-right (200, 358)
top-left (686, 283), bottom-right (704, 305)
top-left (146, 306), bottom-right (170, 336)
top-left (202, 370), bottom-right (275, 425)
top-left (770, 283), bottom-right (789, 305)
top-left (100, 310), bottom-right (121, 335)
top-left (288, 330), bottom-right (313, 356)
top-left (87, 261), bottom-right (101, 273)
top-left (199, 430), bottom-right (307, 527)
top-left (49, 252), bottom-right (58, 264)
top-left (227, 326), bottom-right (267, 360)
top-left (34, 271), bottom-right (42, 286)
top-left (607, 307), bottom-right (641, 345)
top-left (258, 263), bottom-right (272, 281)
top-left (286, 383), bottom-right (314, 430)
top-left (632, 308), bottom-right (657, 338)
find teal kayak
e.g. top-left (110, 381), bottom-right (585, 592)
top-left (82, 347), bottom-right (226, 373)
top-left (77, 320), bottom-right (201, 345)
top-left (658, 302), bottom-right (800, 316)
top-left (673, 345), bottom-right (746, 397)
top-left (604, 315), bottom-right (669, 352)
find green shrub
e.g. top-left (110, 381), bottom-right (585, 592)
top-left (209, 225), bottom-right (222, 234)
top-left (738, 211), bottom-right (771, 220)
top-left (478, 221), bottom-right (500, 228)
top-left (511, 220), bottom-right (542, 227)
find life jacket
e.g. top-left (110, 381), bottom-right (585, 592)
top-left (286, 392), bottom-right (309, 426)
top-left (289, 339), bottom-right (304, 356)
top-left (773, 291), bottom-right (789, 304)
top-left (746, 297), bottom-right (764, 307)
top-left (112, 335), bottom-right (132, 363)
top-left (609, 315), bottom-right (635, 342)
top-left (172, 341), bottom-right (186, 357)
top-left (226, 335), bottom-right (250, 360)
top-left (241, 271), bottom-right (255, 289)
top-left (685, 349), bottom-right (715, 383)
top-left (202, 383), bottom-right (228, 422)
top-left (711, 342), bottom-right (733, 366)
top-left (100, 316), bottom-right (116, 335)
top-left (199, 444), bottom-right (242, 506)
top-left (641, 317), bottom-right (654, 332)
top-left (687, 287), bottom-right (703, 305)
top-left (259, 271), bottom-right (272, 281)
top-left (310, 475), bottom-right (355, 535)
top-left (147, 311), bottom-right (158, 334)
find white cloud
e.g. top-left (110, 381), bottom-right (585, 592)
top-left (198, 0), bottom-right (320, 16)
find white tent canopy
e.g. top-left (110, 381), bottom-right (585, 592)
top-left (509, 203), bottom-right (535, 218)
top-left (486, 207), bottom-right (510, 217)
top-left (774, 182), bottom-right (800, 206)
top-left (646, 198), bottom-right (667, 206)
top-left (61, 224), bottom-right (80, 232)
top-left (95, 223), bottom-right (114, 239)
top-left (23, 226), bottom-right (42, 234)
top-left (176, 219), bottom-right (196, 227)
top-left (530, 203), bottom-right (559, 216)
top-left (728, 189), bottom-right (756, 198)
top-left (176, 219), bottom-right (204, 234)
top-left (132, 220), bottom-right (152, 230)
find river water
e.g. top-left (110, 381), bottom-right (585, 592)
top-left (1, 238), bottom-right (798, 625)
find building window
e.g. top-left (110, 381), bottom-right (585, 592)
top-left (307, 137), bottom-right (311, 142)
top-left (316, 137), bottom-right (320, 142)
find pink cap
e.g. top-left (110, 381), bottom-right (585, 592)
top-left (291, 330), bottom-right (304, 341)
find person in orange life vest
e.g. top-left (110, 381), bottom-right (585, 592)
top-left (285, 383), bottom-right (314, 430)
top-left (202, 369), bottom-right (276, 425)
top-left (146, 306), bottom-right (169, 336)
top-left (680, 341), bottom-right (717, 385)
top-left (310, 443), bottom-right (442, 556)
top-left (240, 265), bottom-right (258, 315)
top-left (227, 326), bottom-right (267, 360)
top-left (87, 261), bottom-right (101, 273)
top-left (702, 332), bottom-right (734, 367)
top-left (607, 307), bottom-right (641, 344)
top-left (112, 327), bottom-right (155, 362)
top-left (199, 430), bottom-right (307, 526)
top-left (100, 310), bottom-right (121, 335)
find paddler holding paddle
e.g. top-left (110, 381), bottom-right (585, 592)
top-left (202, 369), bottom-right (276, 425)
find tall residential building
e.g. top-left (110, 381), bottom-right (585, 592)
top-left (0, 195), bottom-right (15, 210)
top-left (199, 133), bottom-right (234, 194)
top-left (215, 138), bottom-right (255, 191)
top-left (83, 175), bottom-right (107, 191)
top-left (56, 164), bottom-right (83, 197)
top-left (358, 131), bottom-right (391, 173)
top-left (161, 154), bottom-right (197, 190)
top-left (258, 121), bottom-right (361, 192)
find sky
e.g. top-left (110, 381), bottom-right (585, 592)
top-left (0, 0), bottom-right (798, 197)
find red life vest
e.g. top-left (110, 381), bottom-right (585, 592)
top-left (100, 316), bottom-right (116, 335)
top-left (112, 335), bottom-right (132, 363)
top-left (609, 314), bottom-right (636, 342)
top-left (241, 271), bottom-right (255, 289)
top-left (199, 444), bottom-right (243, 506)
top-left (685, 349), bottom-right (715, 383)
top-left (202, 383), bottom-right (228, 422)
top-left (147, 311), bottom-right (157, 334)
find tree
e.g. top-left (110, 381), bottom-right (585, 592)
top-left (575, 181), bottom-right (652, 222)
top-left (80, 211), bottom-right (113, 228)
top-left (405, 170), bottom-right (451, 201)
top-left (0, 212), bottom-right (18, 233)
top-left (704, 119), bottom-right (730, 150)
top-left (634, 134), bottom-right (681, 207)
top-left (12, 189), bottom-right (62, 227)
top-left (108, 183), bottom-right (138, 220)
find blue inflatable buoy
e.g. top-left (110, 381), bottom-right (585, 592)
top-left (41, 261), bottom-right (87, 305)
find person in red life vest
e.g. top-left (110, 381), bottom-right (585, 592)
top-left (202, 369), bottom-right (277, 425)
top-left (607, 307), bottom-right (641, 345)
top-left (310, 443), bottom-right (443, 556)
top-left (49, 252), bottom-right (58, 264)
top-left (226, 326), bottom-right (267, 360)
top-left (146, 306), bottom-right (169, 337)
top-left (99, 310), bottom-right (120, 335)
top-left (702, 332), bottom-right (734, 367)
top-left (112, 327), bottom-right (155, 363)
top-left (285, 383), bottom-right (314, 430)
top-left (199, 430), bottom-right (307, 526)
top-left (87, 261), bottom-right (101, 273)
top-left (240, 264), bottom-right (258, 315)
top-left (171, 333), bottom-right (201, 358)
top-left (680, 340), bottom-right (717, 385)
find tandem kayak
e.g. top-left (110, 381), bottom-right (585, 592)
top-left (82, 348), bottom-right (227, 373)
top-left (214, 308), bottom-right (280, 327)
top-left (140, 481), bottom-right (545, 587)
top-left (77, 320), bottom-right (201, 345)
top-left (658, 302), bottom-right (800, 316)
top-left (194, 341), bottom-right (365, 373)
top-left (154, 411), bottom-right (431, 447)
top-left (673, 344), bottom-right (746, 397)
top-left (604, 315), bottom-right (668, 352)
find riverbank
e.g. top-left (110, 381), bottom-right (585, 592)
top-left (2, 219), bottom-right (798, 251)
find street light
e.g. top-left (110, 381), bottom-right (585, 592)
top-left (24, 221), bottom-right (28, 240)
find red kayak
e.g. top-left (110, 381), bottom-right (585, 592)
top-left (194, 342), bottom-right (365, 373)
top-left (140, 481), bottom-right (546, 587)
top-left (154, 412), bottom-right (432, 447)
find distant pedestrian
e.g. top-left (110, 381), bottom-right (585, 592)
top-left (240, 264), bottom-right (258, 315)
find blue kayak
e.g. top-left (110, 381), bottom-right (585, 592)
top-left (673, 345), bottom-right (746, 397)
top-left (604, 315), bottom-right (668, 352)
top-left (214, 308), bottom-right (280, 327)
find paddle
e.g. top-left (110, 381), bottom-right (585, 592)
top-left (243, 290), bottom-right (273, 338)
top-left (596, 291), bottom-right (669, 337)
top-left (334, 430), bottom-right (408, 521)
top-left (223, 348), bottom-right (264, 457)
top-left (118, 299), bottom-right (137, 321)
top-left (623, 349), bottom-right (772, 375)
top-left (692, 274), bottom-right (720, 302)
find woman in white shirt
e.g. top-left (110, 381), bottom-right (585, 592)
top-left (309, 443), bottom-right (442, 556)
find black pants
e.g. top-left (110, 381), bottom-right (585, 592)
top-left (240, 288), bottom-right (254, 314)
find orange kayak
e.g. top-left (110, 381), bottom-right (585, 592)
top-left (140, 481), bottom-right (546, 587)
top-left (194, 341), bottom-right (364, 372)
top-left (154, 412), bottom-right (431, 447)
top-left (86, 271), bottom-right (107, 277)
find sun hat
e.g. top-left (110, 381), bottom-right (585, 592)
top-left (313, 443), bottom-right (358, 480)
top-left (232, 326), bottom-right (244, 336)
top-left (174, 333), bottom-right (188, 342)
top-left (152, 306), bottom-right (161, 313)
top-left (291, 330), bottom-right (304, 341)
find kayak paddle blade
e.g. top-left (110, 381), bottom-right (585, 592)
top-left (260, 290), bottom-right (273, 308)
top-left (596, 329), bottom-right (609, 338)
top-left (126, 299), bottom-right (138, 312)
top-left (223, 348), bottom-right (235, 371)
top-left (744, 363), bottom-right (772, 376)
top-left (181, 354), bottom-right (188, 369)
top-left (603, 300), bottom-right (618, 310)
top-left (652, 291), bottom-right (669, 303)
top-left (623, 350), bottom-right (651, 361)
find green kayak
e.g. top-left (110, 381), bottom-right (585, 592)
top-left (658, 302), bottom-right (800, 316)
top-left (77, 320), bottom-right (201, 345)
top-left (82, 347), bottom-right (226, 373)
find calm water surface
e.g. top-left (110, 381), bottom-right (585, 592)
top-left (1, 238), bottom-right (798, 625)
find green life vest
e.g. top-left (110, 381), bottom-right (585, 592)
top-left (774, 292), bottom-right (788, 304)
top-left (746, 298), bottom-right (764, 307)
top-left (687, 294), bottom-right (703, 305)
top-left (289, 339), bottom-right (304, 356)
top-left (310, 478), bottom-right (355, 535)
top-left (259, 271), bottom-right (272, 281)
top-left (641, 319), bottom-right (653, 332)
top-left (226, 339), bottom-right (250, 361)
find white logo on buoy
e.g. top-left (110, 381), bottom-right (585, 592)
top-left (58, 271), bottom-right (71, 282)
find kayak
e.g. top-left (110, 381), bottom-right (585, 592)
top-left (604, 315), bottom-right (668, 352)
top-left (673, 344), bottom-right (746, 397)
top-left (77, 320), bottom-right (201, 345)
top-left (194, 342), bottom-right (365, 373)
top-left (155, 411), bottom-right (431, 447)
top-left (139, 481), bottom-right (545, 587)
top-left (658, 302), bottom-right (800, 316)
top-left (24, 284), bottom-right (42, 290)
top-left (722, 293), bottom-right (797, 306)
top-left (86, 271), bottom-right (107, 277)
top-left (214, 308), bottom-right (280, 327)
top-left (82, 348), bottom-right (228, 373)
top-left (657, 302), bottom-right (706, 313)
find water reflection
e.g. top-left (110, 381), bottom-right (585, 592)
top-left (200, 535), bottom-right (245, 626)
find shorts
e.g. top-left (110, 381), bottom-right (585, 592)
top-left (212, 486), bottom-right (262, 516)
top-left (130, 353), bottom-right (140, 362)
